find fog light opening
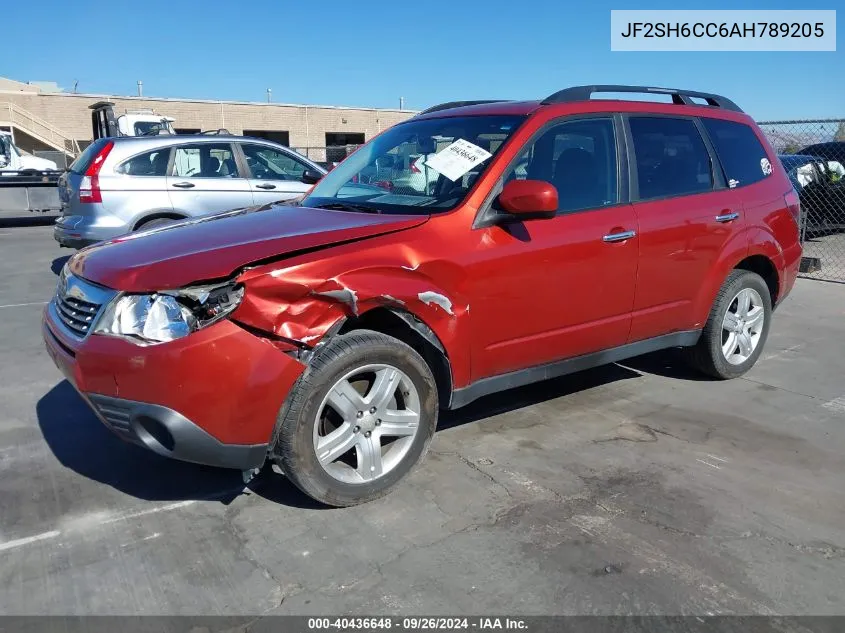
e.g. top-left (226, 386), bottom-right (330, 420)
top-left (135, 414), bottom-right (176, 452)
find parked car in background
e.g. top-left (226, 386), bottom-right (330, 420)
top-left (54, 135), bottom-right (325, 248)
top-left (779, 153), bottom-right (845, 233)
top-left (0, 131), bottom-right (58, 172)
top-left (43, 85), bottom-right (801, 507)
top-left (799, 141), bottom-right (845, 167)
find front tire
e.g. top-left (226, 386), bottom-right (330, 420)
top-left (685, 270), bottom-right (772, 379)
top-left (273, 330), bottom-right (438, 507)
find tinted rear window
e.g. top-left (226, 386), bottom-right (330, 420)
top-left (68, 139), bottom-right (109, 175)
top-left (629, 117), bottom-right (713, 200)
top-left (115, 148), bottom-right (171, 176)
top-left (702, 119), bottom-right (771, 188)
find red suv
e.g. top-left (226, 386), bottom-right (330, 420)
top-left (43, 85), bottom-right (802, 506)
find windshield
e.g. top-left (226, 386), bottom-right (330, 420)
top-left (304, 115), bottom-right (525, 214)
top-left (135, 120), bottom-right (169, 136)
top-left (0, 135), bottom-right (9, 157)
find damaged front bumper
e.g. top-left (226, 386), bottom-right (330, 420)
top-left (42, 306), bottom-right (306, 470)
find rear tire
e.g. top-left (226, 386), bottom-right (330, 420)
top-left (685, 270), bottom-right (772, 379)
top-left (135, 217), bottom-right (176, 231)
top-left (272, 330), bottom-right (438, 507)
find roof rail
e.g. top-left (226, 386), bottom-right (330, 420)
top-left (199, 128), bottom-right (232, 135)
top-left (541, 85), bottom-right (743, 113)
top-left (417, 100), bottom-right (507, 116)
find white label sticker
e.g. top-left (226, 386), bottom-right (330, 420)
top-left (760, 157), bottom-right (772, 176)
top-left (423, 139), bottom-right (493, 182)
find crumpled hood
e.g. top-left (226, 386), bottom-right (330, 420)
top-left (69, 204), bottom-right (428, 291)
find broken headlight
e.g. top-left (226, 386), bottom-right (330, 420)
top-left (93, 282), bottom-right (244, 344)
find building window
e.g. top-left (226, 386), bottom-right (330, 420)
top-left (243, 130), bottom-right (290, 146)
top-left (325, 132), bottom-right (365, 162)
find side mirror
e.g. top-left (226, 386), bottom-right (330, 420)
top-left (497, 179), bottom-right (557, 220)
top-left (301, 169), bottom-right (323, 185)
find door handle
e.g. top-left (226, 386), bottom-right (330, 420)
top-left (602, 230), bottom-right (636, 243)
top-left (171, 181), bottom-right (195, 189)
top-left (255, 183), bottom-right (276, 190)
top-left (715, 212), bottom-right (740, 223)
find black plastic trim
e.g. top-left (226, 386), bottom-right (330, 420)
top-left (693, 117), bottom-right (729, 191)
top-left (87, 393), bottom-right (267, 470)
top-left (449, 330), bottom-right (702, 409)
top-left (542, 85), bottom-right (743, 113)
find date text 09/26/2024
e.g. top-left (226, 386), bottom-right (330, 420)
top-left (307, 617), bottom-right (528, 630)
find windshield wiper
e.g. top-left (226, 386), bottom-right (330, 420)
top-left (312, 202), bottom-right (382, 214)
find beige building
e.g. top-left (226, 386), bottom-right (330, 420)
top-left (0, 76), bottom-right (415, 163)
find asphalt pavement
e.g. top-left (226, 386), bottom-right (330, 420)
top-left (1, 222), bottom-right (844, 616)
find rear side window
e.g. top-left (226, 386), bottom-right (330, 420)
top-left (172, 143), bottom-right (239, 178)
top-left (68, 139), bottom-right (109, 175)
top-left (115, 149), bottom-right (171, 176)
top-left (629, 117), bottom-right (713, 200)
top-left (702, 119), bottom-right (771, 188)
top-left (241, 143), bottom-right (308, 180)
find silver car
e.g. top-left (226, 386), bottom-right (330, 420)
top-left (54, 135), bottom-right (325, 248)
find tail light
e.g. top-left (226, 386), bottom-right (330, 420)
top-left (784, 189), bottom-right (801, 227)
top-left (409, 158), bottom-right (421, 174)
top-left (79, 140), bottom-right (114, 203)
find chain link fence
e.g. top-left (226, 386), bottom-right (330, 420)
top-left (758, 119), bottom-right (845, 282)
top-left (291, 145), bottom-right (361, 169)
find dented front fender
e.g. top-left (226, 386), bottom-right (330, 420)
top-left (231, 257), bottom-right (472, 386)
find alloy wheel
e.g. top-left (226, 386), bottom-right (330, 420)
top-left (721, 287), bottom-right (765, 365)
top-left (313, 364), bottom-right (421, 484)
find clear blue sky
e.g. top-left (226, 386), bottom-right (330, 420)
top-left (4, 0), bottom-right (842, 120)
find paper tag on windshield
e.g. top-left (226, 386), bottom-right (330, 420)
top-left (423, 139), bottom-right (492, 181)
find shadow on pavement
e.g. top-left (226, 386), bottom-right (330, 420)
top-left (37, 351), bottom-right (704, 507)
top-left (0, 215), bottom-right (57, 228)
top-left (36, 380), bottom-right (320, 509)
top-left (51, 255), bottom-right (71, 275)
top-left (439, 362), bottom-right (643, 431)
top-left (620, 347), bottom-right (712, 382)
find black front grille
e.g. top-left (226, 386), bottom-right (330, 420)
top-left (55, 294), bottom-right (101, 336)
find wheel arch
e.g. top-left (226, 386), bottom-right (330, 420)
top-left (338, 307), bottom-right (453, 409)
top-left (692, 227), bottom-right (784, 326)
top-left (734, 254), bottom-right (779, 306)
top-left (133, 210), bottom-right (188, 231)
